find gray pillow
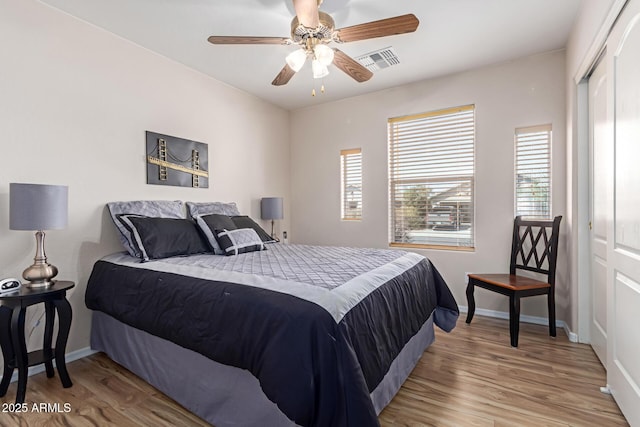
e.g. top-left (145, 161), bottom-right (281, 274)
top-left (186, 201), bottom-right (240, 218)
top-left (107, 200), bottom-right (184, 257)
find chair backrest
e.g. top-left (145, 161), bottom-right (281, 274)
top-left (509, 216), bottom-right (562, 286)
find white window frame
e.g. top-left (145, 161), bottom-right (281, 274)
top-left (340, 148), bottom-right (362, 221)
top-left (515, 124), bottom-right (552, 219)
top-left (388, 105), bottom-right (475, 250)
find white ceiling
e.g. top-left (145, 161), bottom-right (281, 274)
top-left (40, 0), bottom-right (583, 111)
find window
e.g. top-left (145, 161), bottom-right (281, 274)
top-left (340, 148), bottom-right (362, 220)
top-left (388, 105), bottom-right (475, 250)
top-left (515, 124), bottom-right (552, 218)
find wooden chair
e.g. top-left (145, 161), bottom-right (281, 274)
top-left (465, 216), bottom-right (562, 347)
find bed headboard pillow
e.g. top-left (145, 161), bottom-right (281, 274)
top-left (107, 200), bottom-right (184, 257)
top-left (194, 214), bottom-right (237, 254)
top-left (214, 228), bottom-right (266, 256)
top-left (122, 216), bottom-right (210, 262)
top-left (231, 216), bottom-right (277, 243)
top-left (186, 201), bottom-right (241, 218)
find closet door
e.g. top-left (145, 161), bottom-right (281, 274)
top-left (606, 1), bottom-right (640, 423)
top-left (588, 56), bottom-right (609, 367)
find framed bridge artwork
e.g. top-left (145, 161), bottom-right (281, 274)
top-left (146, 131), bottom-right (209, 188)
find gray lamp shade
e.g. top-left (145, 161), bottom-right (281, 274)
top-left (261, 197), bottom-right (284, 220)
top-left (10, 183), bottom-right (69, 230)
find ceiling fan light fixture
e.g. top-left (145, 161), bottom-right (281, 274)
top-left (312, 59), bottom-right (329, 79)
top-left (314, 44), bottom-right (334, 66)
top-left (286, 48), bottom-right (307, 72)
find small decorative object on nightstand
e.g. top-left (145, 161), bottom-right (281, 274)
top-left (0, 280), bottom-right (74, 404)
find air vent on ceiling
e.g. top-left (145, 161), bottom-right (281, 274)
top-left (355, 47), bottom-right (400, 72)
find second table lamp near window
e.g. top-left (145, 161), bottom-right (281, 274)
top-left (260, 197), bottom-right (283, 241)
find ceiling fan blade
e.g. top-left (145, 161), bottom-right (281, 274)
top-left (332, 49), bottom-right (373, 83)
top-left (207, 36), bottom-right (290, 45)
top-left (272, 64), bottom-right (297, 86)
top-left (293, 0), bottom-right (320, 29)
top-left (335, 14), bottom-right (419, 43)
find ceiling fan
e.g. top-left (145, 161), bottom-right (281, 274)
top-left (207, 0), bottom-right (419, 88)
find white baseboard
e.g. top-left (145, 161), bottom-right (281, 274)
top-left (10, 346), bottom-right (97, 383)
top-left (565, 329), bottom-right (579, 343)
top-left (458, 306), bottom-right (579, 343)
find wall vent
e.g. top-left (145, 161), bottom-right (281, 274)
top-left (355, 47), bottom-right (400, 72)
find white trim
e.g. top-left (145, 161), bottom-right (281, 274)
top-left (458, 306), bottom-right (578, 343)
top-left (574, 0), bottom-right (629, 84)
top-left (10, 347), bottom-right (97, 383)
top-left (576, 80), bottom-right (591, 344)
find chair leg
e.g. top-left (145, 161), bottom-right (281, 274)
top-left (548, 291), bottom-right (556, 337)
top-left (509, 295), bottom-right (521, 347)
top-left (465, 282), bottom-right (475, 324)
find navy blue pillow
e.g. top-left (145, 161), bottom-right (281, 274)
top-left (125, 217), bottom-right (210, 261)
top-left (231, 216), bottom-right (276, 243)
top-left (194, 214), bottom-right (238, 254)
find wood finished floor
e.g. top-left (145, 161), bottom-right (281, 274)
top-left (0, 316), bottom-right (628, 426)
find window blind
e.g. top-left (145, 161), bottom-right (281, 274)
top-left (515, 124), bottom-right (552, 219)
top-left (388, 105), bottom-right (475, 249)
top-left (341, 148), bottom-right (362, 220)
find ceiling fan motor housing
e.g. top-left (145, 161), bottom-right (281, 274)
top-left (291, 11), bottom-right (335, 43)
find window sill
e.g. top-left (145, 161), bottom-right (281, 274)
top-left (389, 243), bottom-right (475, 252)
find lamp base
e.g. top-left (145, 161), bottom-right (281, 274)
top-left (23, 263), bottom-right (58, 288)
top-left (22, 230), bottom-right (58, 288)
top-left (270, 220), bottom-right (280, 242)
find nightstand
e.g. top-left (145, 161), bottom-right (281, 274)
top-left (0, 280), bottom-right (74, 404)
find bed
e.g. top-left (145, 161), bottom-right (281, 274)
top-left (84, 201), bottom-right (459, 427)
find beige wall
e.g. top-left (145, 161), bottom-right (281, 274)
top-left (0, 0), bottom-right (290, 357)
top-left (290, 51), bottom-right (567, 321)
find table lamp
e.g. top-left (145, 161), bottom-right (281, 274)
top-left (10, 183), bottom-right (68, 288)
top-left (260, 197), bottom-right (283, 240)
